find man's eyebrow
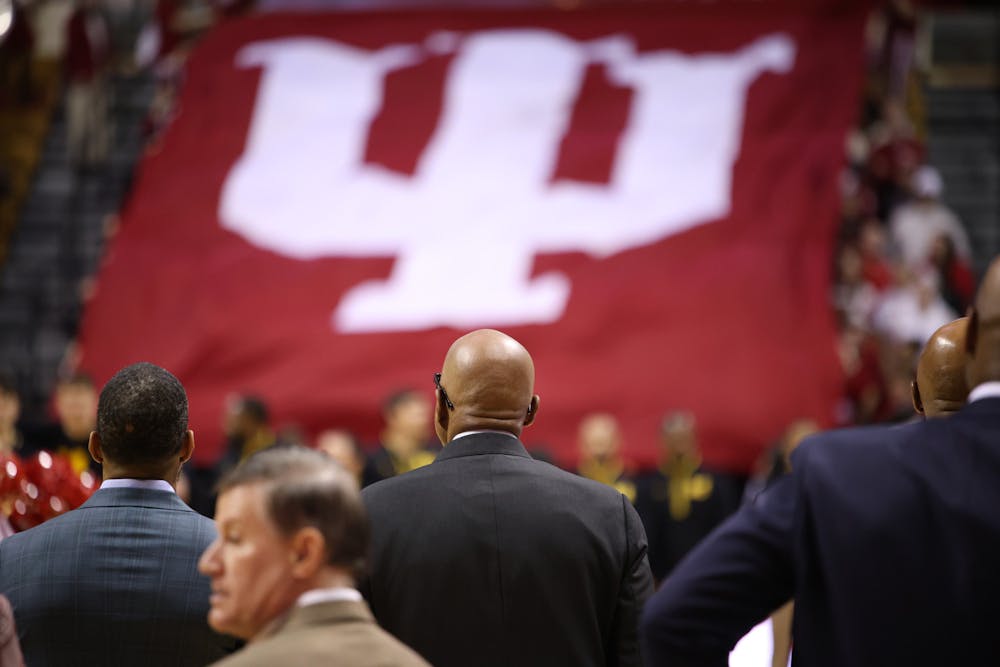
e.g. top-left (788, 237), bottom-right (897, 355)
top-left (218, 518), bottom-right (240, 531)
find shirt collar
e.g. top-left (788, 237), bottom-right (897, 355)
top-left (452, 430), bottom-right (518, 441)
top-left (297, 587), bottom-right (362, 607)
top-left (100, 478), bottom-right (175, 493)
top-left (968, 382), bottom-right (1000, 403)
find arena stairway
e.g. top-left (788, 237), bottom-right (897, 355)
top-left (924, 9), bottom-right (1000, 276)
top-left (0, 72), bottom-right (154, 420)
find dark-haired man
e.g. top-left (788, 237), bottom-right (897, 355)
top-left (20, 372), bottom-right (100, 474)
top-left (199, 446), bottom-right (429, 667)
top-left (634, 411), bottom-right (741, 583)
top-left (220, 394), bottom-right (277, 470)
top-left (361, 389), bottom-right (436, 487)
top-left (0, 362), bottom-right (237, 666)
top-left (188, 395), bottom-right (278, 518)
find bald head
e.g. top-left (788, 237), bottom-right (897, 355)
top-left (435, 329), bottom-right (539, 443)
top-left (912, 318), bottom-right (969, 418)
top-left (967, 256), bottom-right (1000, 390)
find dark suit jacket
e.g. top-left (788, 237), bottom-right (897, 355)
top-left (209, 599), bottom-right (430, 667)
top-left (0, 487), bottom-right (237, 666)
top-left (633, 466), bottom-right (741, 582)
top-left (641, 397), bottom-right (1000, 666)
top-left (361, 432), bottom-right (654, 667)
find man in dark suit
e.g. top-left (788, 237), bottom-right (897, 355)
top-left (0, 362), bottom-right (236, 666)
top-left (641, 255), bottom-right (1000, 666)
top-left (362, 329), bottom-right (654, 667)
top-left (634, 411), bottom-right (741, 584)
top-left (198, 446), bottom-right (429, 667)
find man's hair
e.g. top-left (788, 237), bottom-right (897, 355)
top-left (218, 446), bottom-right (369, 580)
top-left (382, 388), bottom-right (421, 417)
top-left (96, 363), bottom-right (188, 466)
top-left (0, 373), bottom-right (17, 396)
top-left (661, 410), bottom-right (695, 434)
top-left (237, 396), bottom-right (269, 425)
top-left (57, 372), bottom-right (95, 390)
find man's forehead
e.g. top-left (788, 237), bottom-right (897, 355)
top-left (216, 483), bottom-right (269, 522)
top-left (58, 384), bottom-right (95, 396)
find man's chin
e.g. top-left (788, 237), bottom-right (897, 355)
top-left (207, 610), bottom-right (246, 640)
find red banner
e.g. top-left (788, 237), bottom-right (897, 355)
top-left (79, 6), bottom-right (866, 471)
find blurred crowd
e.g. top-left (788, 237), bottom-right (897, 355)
top-left (833, 0), bottom-right (976, 427)
top-left (0, 0), bottom-right (238, 173)
top-left (0, 0), bottom-right (982, 611)
top-left (0, 369), bottom-right (752, 586)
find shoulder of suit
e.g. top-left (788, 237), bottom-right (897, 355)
top-left (0, 508), bottom-right (74, 548)
top-left (510, 459), bottom-right (632, 508)
top-left (360, 464), bottom-right (423, 499)
top-left (0, 500), bottom-right (217, 555)
top-left (791, 421), bottom-right (923, 475)
top-left (361, 452), bottom-right (627, 506)
top-left (210, 621), bottom-right (430, 667)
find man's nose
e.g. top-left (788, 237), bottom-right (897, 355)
top-left (198, 540), bottom-right (220, 575)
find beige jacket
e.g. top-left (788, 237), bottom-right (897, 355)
top-left (210, 599), bottom-right (430, 667)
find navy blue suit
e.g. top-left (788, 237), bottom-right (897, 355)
top-left (641, 397), bottom-right (1000, 666)
top-left (0, 487), bottom-right (237, 666)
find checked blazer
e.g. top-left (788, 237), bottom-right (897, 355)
top-left (0, 487), bottom-right (236, 666)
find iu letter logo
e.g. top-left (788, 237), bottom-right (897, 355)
top-left (220, 30), bottom-right (796, 333)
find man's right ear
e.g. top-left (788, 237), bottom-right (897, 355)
top-left (966, 307), bottom-right (979, 357)
top-left (911, 380), bottom-right (924, 416)
top-left (435, 397), bottom-right (450, 433)
top-left (524, 395), bottom-right (540, 427)
top-left (88, 431), bottom-right (103, 464)
top-left (180, 430), bottom-right (195, 463)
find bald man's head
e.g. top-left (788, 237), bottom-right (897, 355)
top-left (434, 330), bottom-right (540, 444)
top-left (912, 317), bottom-right (969, 418)
top-left (967, 256), bottom-right (1000, 390)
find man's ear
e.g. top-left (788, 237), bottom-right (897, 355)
top-left (911, 380), bottom-right (924, 416)
top-left (88, 431), bottom-right (103, 464)
top-left (180, 430), bottom-right (195, 464)
top-left (524, 395), bottom-right (540, 427)
top-left (435, 396), bottom-right (450, 439)
top-left (289, 526), bottom-right (326, 580)
top-left (966, 307), bottom-right (979, 357)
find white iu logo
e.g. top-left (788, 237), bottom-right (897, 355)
top-left (220, 30), bottom-right (796, 333)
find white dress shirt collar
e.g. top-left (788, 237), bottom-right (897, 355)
top-left (968, 382), bottom-right (1000, 403)
top-left (297, 587), bottom-right (362, 607)
top-left (452, 430), bottom-right (518, 441)
top-left (100, 478), bottom-right (175, 493)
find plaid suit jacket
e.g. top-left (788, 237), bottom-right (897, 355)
top-left (0, 487), bottom-right (237, 666)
